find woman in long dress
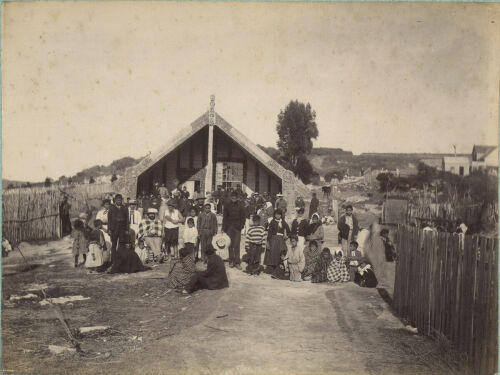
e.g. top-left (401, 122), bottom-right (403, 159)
top-left (85, 220), bottom-right (107, 269)
top-left (165, 248), bottom-right (197, 289)
top-left (264, 209), bottom-right (290, 274)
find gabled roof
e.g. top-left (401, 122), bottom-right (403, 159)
top-left (443, 156), bottom-right (471, 164)
top-left (473, 145), bottom-right (497, 160)
top-left (136, 111), bottom-right (289, 179)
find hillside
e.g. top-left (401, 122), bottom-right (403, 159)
top-left (256, 146), bottom-right (463, 177)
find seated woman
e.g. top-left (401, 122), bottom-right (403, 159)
top-left (311, 248), bottom-right (333, 283)
top-left (302, 240), bottom-right (320, 281)
top-left (307, 213), bottom-right (324, 248)
top-left (108, 230), bottom-right (151, 274)
top-left (165, 247), bottom-right (196, 290)
top-left (327, 249), bottom-right (350, 283)
top-left (85, 219), bottom-right (107, 270)
top-left (354, 262), bottom-right (378, 288)
top-left (183, 245), bottom-right (229, 294)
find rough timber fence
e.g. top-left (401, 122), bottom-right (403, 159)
top-left (2, 184), bottom-right (113, 244)
top-left (393, 226), bottom-right (498, 375)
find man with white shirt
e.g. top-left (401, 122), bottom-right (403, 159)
top-left (163, 199), bottom-right (183, 259)
top-left (128, 199), bottom-right (143, 235)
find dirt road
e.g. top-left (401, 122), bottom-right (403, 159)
top-left (2, 220), bottom-right (456, 375)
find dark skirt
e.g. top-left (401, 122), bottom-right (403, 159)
top-left (109, 248), bottom-right (151, 274)
top-left (264, 235), bottom-right (287, 267)
top-left (164, 227), bottom-right (179, 245)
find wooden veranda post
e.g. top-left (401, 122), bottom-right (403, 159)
top-left (205, 95), bottom-right (215, 194)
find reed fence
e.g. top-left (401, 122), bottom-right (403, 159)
top-left (2, 183), bottom-right (114, 244)
top-left (393, 226), bottom-right (498, 375)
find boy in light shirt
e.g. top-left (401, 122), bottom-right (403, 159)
top-left (183, 217), bottom-right (198, 258)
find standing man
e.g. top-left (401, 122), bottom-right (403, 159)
top-left (337, 204), bottom-right (359, 253)
top-left (222, 191), bottom-right (246, 269)
top-left (197, 203), bottom-right (218, 262)
top-left (275, 193), bottom-right (288, 217)
top-left (163, 199), bottom-right (183, 259)
top-left (108, 194), bottom-right (129, 264)
top-left (309, 192), bottom-right (320, 219)
top-left (59, 195), bottom-right (72, 237)
top-left (128, 199), bottom-right (143, 235)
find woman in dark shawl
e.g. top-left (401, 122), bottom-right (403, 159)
top-left (311, 248), bottom-right (333, 283)
top-left (302, 240), bottom-right (321, 280)
top-left (166, 247), bottom-right (196, 289)
top-left (108, 230), bottom-right (151, 274)
top-left (263, 209), bottom-right (291, 274)
top-left (307, 213), bottom-right (324, 247)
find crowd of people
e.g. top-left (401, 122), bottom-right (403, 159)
top-left (65, 182), bottom-right (388, 292)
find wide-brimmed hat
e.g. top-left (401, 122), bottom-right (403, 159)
top-left (211, 233), bottom-right (231, 251)
top-left (277, 193), bottom-right (283, 197)
top-left (147, 208), bottom-right (158, 214)
top-left (129, 199), bottom-right (137, 205)
top-left (79, 213), bottom-right (88, 219)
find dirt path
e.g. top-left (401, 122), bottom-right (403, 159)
top-left (3, 217), bottom-right (456, 375)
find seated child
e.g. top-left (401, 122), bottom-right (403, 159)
top-left (354, 262), bottom-right (378, 288)
top-left (183, 218), bottom-right (199, 258)
top-left (135, 238), bottom-right (149, 264)
top-left (327, 249), bottom-right (350, 283)
top-left (311, 248), bottom-right (333, 283)
top-left (346, 241), bottom-right (364, 281)
top-left (271, 247), bottom-right (289, 280)
top-left (244, 214), bottom-right (266, 275)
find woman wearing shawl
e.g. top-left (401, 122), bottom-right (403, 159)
top-left (108, 230), bottom-right (151, 274)
top-left (307, 213), bottom-right (324, 247)
top-left (166, 247), bottom-right (197, 289)
top-left (312, 248), bottom-right (333, 283)
top-left (85, 219), bottom-right (107, 269)
top-left (327, 249), bottom-right (350, 283)
top-left (264, 209), bottom-right (290, 274)
top-left (302, 240), bottom-right (320, 280)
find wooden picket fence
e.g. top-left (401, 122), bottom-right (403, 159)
top-left (393, 226), bottom-right (498, 375)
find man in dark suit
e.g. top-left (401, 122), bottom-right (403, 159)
top-left (222, 191), bottom-right (246, 270)
top-left (108, 194), bottom-right (129, 264)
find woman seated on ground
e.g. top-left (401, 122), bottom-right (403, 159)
top-left (302, 240), bottom-right (320, 281)
top-left (354, 262), bottom-right (378, 288)
top-left (108, 231), bottom-right (151, 274)
top-left (85, 219), bottom-right (107, 270)
top-left (311, 248), bottom-right (333, 283)
top-left (307, 213), bottom-right (324, 247)
top-left (287, 236), bottom-right (305, 282)
top-left (182, 245), bottom-right (228, 294)
top-left (166, 247), bottom-right (197, 290)
top-left (327, 249), bottom-right (350, 283)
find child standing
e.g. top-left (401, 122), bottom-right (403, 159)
top-left (183, 218), bottom-right (198, 258)
top-left (244, 214), bottom-right (266, 275)
top-left (72, 219), bottom-right (88, 268)
top-left (346, 241), bottom-right (364, 281)
top-left (287, 236), bottom-right (305, 281)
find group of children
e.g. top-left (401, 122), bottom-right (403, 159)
top-left (241, 207), bottom-right (378, 288)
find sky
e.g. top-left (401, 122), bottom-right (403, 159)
top-left (2, 2), bottom-right (499, 181)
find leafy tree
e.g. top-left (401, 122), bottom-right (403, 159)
top-left (295, 155), bottom-right (314, 184)
top-left (276, 100), bottom-right (319, 180)
top-left (310, 172), bottom-right (321, 185)
top-left (44, 177), bottom-right (52, 187)
top-left (89, 176), bottom-right (95, 184)
top-left (7, 183), bottom-right (15, 189)
top-left (67, 177), bottom-right (73, 185)
top-left (111, 173), bottom-right (118, 182)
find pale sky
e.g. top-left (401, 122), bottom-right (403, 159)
top-left (2, 2), bottom-right (499, 181)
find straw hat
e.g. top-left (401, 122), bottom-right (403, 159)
top-left (147, 208), bottom-right (158, 214)
top-left (211, 232), bottom-right (231, 251)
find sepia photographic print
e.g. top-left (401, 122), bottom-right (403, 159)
top-left (1, 1), bottom-right (499, 374)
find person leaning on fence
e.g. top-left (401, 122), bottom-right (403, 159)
top-left (59, 195), bottom-right (72, 237)
top-left (108, 194), bottom-right (129, 265)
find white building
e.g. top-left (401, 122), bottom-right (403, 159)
top-left (471, 145), bottom-right (498, 176)
top-left (442, 156), bottom-right (471, 176)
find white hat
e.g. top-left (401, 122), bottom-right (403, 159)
top-left (79, 213), bottom-right (88, 219)
top-left (211, 233), bottom-right (231, 251)
top-left (129, 199), bottom-right (137, 204)
top-left (277, 193), bottom-right (283, 197)
top-left (147, 208), bottom-right (158, 214)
